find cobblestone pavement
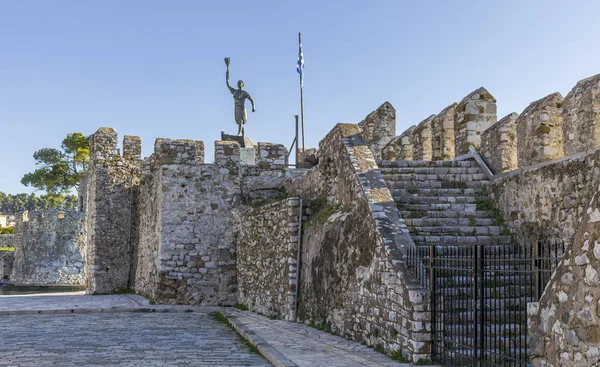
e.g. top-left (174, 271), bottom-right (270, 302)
top-left (0, 312), bottom-right (271, 366)
top-left (225, 310), bottom-right (434, 367)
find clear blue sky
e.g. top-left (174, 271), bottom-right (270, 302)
top-left (2, 1), bottom-right (600, 194)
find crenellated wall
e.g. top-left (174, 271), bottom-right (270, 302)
top-left (10, 210), bottom-right (86, 286)
top-left (82, 128), bottom-right (142, 293)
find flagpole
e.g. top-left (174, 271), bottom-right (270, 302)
top-left (299, 32), bottom-right (305, 152)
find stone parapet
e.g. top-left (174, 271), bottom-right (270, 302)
top-left (454, 87), bottom-right (497, 155)
top-left (412, 115), bottom-right (435, 161)
top-left (123, 135), bottom-right (142, 162)
top-left (382, 125), bottom-right (416, 161)
top-left (257, 143), bottom-right (288, 170)
top-left (358, 101), bottom-right (396, 160)
top-left (89, 127), bottom-right (119, 161)
top-left (214, 141), bottom-right (241, 172)
top-left (516, 92), bottom-right (564, 167)
top-left (154, 138), bottom-right (204, 165)
top-left (10, 210), bottom-right (86, 286)
top-left (431, 103), bottom-right (457, 161)
top-left (481, 112), bottom-right (519, 173)
top-left (562, 73), bottom-right (600, 155)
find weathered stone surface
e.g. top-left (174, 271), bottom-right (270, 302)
top-left (516, 92), bottom-right (564, 167)
top-left (454, 87), bottom-right (497, 155)
top-left (286, 123), bottom-right (430, 363)
top-left (489, 148), bottom-right (600, 257)
top-left (358, 101), bottom-right (396, 160)
top-left (236, 198), bottom-right (301, 321)
top-left (257, 142), bottom-right (288, 169)
top-left (528, 174), bottom-right (600, 366)
top-left (431, 103), bottom-right (456, 161)
top-left (382, 125), bottom-right (416, 161)
top-left (82, 128), bottom-right (141, 293)
top-left (412, 115), bottom-right (435, 161)
top-left (0, 249), bottom-right (14, 283)
top-left (481, 112), bottom-right (519, 173)
top-left (214, 141), bottom-right (241, 173)
top-left (10, 210), bottom-right (85, 286)
top-left (562, 73), bottom-right (600, 155)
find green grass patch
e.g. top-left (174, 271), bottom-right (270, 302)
top-left (374, 343), bottom-right (385, 353)
top-left (415, 358), bottom-right (434, 365)
top-left (211, 311), bottom-right (260, 354)
top-left (390, 348), bottom-right (410, 362)
top-left (234, 303), bottom-right (249, 311)
top-left (91, 288), bottom-right (136, 295)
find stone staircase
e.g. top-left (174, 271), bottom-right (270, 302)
top-left (378, 159), bottom-right (513, 246)
top-left (377, 159), bottom-right (532, 362)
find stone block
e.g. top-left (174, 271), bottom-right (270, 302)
top-left (562, 73), bottom-right (600, 155)
top-left (358, 101), bottom-right (396, 159)
top-left (480, 112), bottom-right (518, 173)
top-left (154, 138), bottom-right (203, 165)
top-left (516, 92), bottom-right (564, 167)
top-left (239, 147), bottom-right (256, 166)
top-left (214, 140), bottom-right (241, 170)
top-left (412, 115), bottom-right (435, 161)
top-left (431, 103), bottom-right (457, 160)
top-left (89, 127), bottom-right (118, 161)
top-left (257, 142), bottom-right (288, 170)
top-left (123, 135), bottom-right (142, 162)
top-left (454, 87), bottom-right (497, 155)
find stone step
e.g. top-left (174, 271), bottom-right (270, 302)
top-left (376, 160), bottom-right (479, 168)
top-left (412, 235), bottom-right (513, 246)
top-left (379, 167), bottom-right (483, 175)
top-left (380, 173), bottom-right (488, 182)
top-left (400, 210), bottom-right (494, 219)
top-left (408, 225), bottom-right (504, 236)
top-left (404, 217), bottom-right (495, 227)
top-left (389, 188), bottom-right (486, 197)
top-left (398, 203), bottom-right (479, 212)
top-left (385, 180), bottom-right (488, 190)
top-left (394, 195), bottom-right (484, 204)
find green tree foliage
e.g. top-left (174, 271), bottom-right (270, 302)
top-left (0, 192), bottom-right (77, 214)
top-left (21, 133), bottom-right (89, 194)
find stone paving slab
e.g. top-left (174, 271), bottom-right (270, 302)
top-left (0, 312), bottom-right (271, 366)
top-left (224, 309), bottom-right (434, 367)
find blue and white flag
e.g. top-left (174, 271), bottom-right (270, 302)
top-left (297, 38), bottom-right (304, 88)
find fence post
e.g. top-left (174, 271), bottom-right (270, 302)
top-left (429, 245), bottom-right (436, 358)
top-left (534, 240), bottom-right (541, 300)
top-left (479, 245), bottom-right (485, 360)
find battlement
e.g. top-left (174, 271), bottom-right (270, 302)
top-left (154, 138), bottom-right (205, 165)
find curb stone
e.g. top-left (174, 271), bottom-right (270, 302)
top-left (226, 313), bottom-right (298, 367)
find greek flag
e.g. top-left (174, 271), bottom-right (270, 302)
top-left (297, 39), bottom-right (304, 88)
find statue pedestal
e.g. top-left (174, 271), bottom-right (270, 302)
top-left (221, 131), bottom-right (254, 148)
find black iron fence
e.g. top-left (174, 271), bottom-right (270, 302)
top-left (406, 240), bottom-right (565, 366)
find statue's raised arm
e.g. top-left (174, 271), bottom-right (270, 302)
top-left (225, 59), bottom-right (235, 94)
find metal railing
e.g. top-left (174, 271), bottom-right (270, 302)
top-left (406, 240), bottom-right (565, 366)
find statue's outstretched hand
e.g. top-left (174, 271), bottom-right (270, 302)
top-left (252, 107), bottom-right (256, 112)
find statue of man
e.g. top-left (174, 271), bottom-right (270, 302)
top-left (225, 58), bottom-right (255, 136)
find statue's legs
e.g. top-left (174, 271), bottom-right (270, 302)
top-left (237, 122), bottom-right (245, 136)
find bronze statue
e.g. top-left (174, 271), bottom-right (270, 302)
top-left (225, 57), bottom-right (255, 136)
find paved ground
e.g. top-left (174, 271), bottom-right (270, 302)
top-left (225, 309), bottom-right (421, 367)
top-left (0, 293), bottom-right (430, 367)
top-left (0, 312), bottom-right (271, 366)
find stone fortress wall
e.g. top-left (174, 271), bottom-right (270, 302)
top-left (10, 210), bottom-right (86, 286)
top-left (365, 72), bottom-right (600, 366)
top-left (236, 198), bottom-right (302, 321)
top-left (6, 70), bottom-right (600, 364)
